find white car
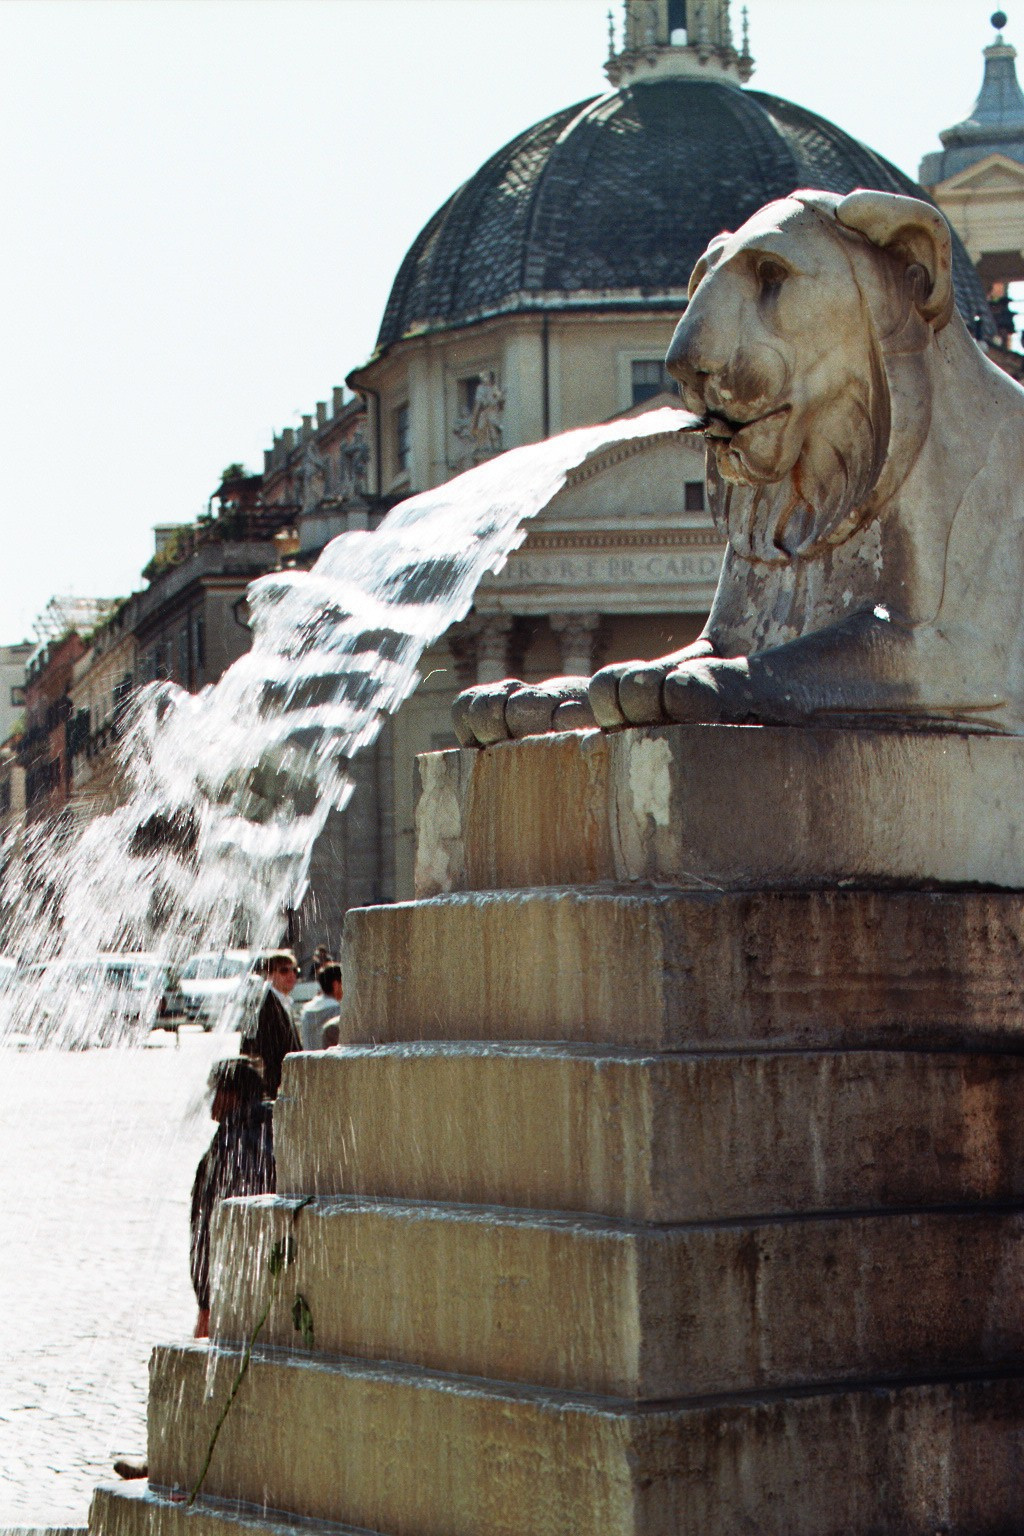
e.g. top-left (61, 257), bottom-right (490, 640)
top-left (171, 950), bottom-right (255, 1031)
top-left (16, 954), bottom-right (167, 1046)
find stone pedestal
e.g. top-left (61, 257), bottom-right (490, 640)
top-left (91, 725), bottom-right (1024, 1536)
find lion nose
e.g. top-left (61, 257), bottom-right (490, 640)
top-left (666, 317), bottom-right (712, 414)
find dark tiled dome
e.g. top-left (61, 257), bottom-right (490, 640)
top-left (376, 78), bottom-right (991, 353)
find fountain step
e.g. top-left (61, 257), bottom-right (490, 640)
top-left (90, 1483), bottom-right (382, 1536)
top-left (275, 1043), bottom-right (1024, 1222)
top-left (146, 1343), bottom-right (1024, 1536)
top-left (340, 886), bottom-right (1024, 1051)
top-left (211, 1194), bottom-right (1024, 1400)
top-left (415, 723), bottom-right (1024, 895)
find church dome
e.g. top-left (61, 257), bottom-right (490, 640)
top-left (375, 77), bottom-right (992, 355)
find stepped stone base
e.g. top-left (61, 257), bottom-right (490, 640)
top-left (91, 1486), bottom-right (376, 1536)
top-left (340, 887), bottom-right (1024, 1050)
top-left (141, 1345), bottom-right (1024, 1536)
top-left (87, 723), bottom-right (1024, 1535)
top-left (212, 1195), bottom-right (1024, 1399)
top-left (276, 1044), bottom-right (1024, 1219)
top-left (416, 724), bottom-right (1024, 894)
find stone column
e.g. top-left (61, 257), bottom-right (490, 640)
top-left (445, 620), bottom-right (479, 691)
top-left (550, 612), bottom-right (600, 677)
top-left (475, 616), bottom-right (514, 685)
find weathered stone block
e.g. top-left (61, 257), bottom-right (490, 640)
top-left (339, 886), bottom-right (1024, 1050)
top-left (276, 1044), bottom-right (1024, 1220)
top-left (90, 1484), bottom-right (374, 1536)
top-left (147, 1344), bottom-right (1024, 1536)
top-left (416, 724), bottom-right (1024, 894)
top-left (212, 1194), bottom-right (1024, 1400)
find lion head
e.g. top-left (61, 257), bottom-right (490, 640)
top-left (666, 189), bottom-right (955, 564)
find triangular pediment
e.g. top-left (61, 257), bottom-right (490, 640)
top-left (935, 152), bottom-right (1024, 195)
top-left (531, 410), bottom-right (709, 528)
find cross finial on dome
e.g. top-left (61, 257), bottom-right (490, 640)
top-left (606, 0), bottom-right (754, 86)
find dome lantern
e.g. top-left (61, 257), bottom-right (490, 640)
top-left (606, 0), bottom-right (754, 87)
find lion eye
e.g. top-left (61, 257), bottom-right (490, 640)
top-left (756, 259), bottom-right (788, 292)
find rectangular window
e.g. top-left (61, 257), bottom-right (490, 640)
top-left (9, 685), bottom-right (24, 707)
top-left (631, 360), bottom-right (675, 406)
top-left (684, 480), bottom-right (705, 512)
top-left (69, 708), bottom-right (90, 757)
top-left (148, 641), bottom-right (171, 682)
top-left (177, 627), bottom-right (190, 685)
top-left (193, 616), bottom-right (206, 673)
top-left (395, 403), bottom-right (410, 476)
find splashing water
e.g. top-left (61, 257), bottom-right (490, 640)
top-left (0, 407), bottom-right (697, 1520)
top-left (0, 406), bottom-right (692, 1047)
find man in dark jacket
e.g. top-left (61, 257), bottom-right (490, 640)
top-left (241, 949), bottom-right (301, 1098)
top-left (190, 1057), bottom-right (275, 1338)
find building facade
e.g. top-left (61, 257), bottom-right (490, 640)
top-left (68, 603), bottom-right (137, 820)
top-left (0, 643), bottom-right (31, 746)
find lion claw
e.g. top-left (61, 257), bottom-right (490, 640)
top-left (662, 659), bottom-right (758, 725)
top-left (452, 679), bottom-right (524, 747)
top-left (452, 677), bottom-right (593, 746)
top-left (617, 662), bottom-right (675, 724)
top-left (588, 664), bottom-right (631, 728)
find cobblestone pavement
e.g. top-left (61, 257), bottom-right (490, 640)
top-left (0, 1028), bottom-right (236, 1526)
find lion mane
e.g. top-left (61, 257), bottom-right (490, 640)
top-left (686, 191), bottom-right (943, 567)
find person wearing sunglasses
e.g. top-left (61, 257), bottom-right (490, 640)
top-left (241, 949), bottom-right (301, 1098)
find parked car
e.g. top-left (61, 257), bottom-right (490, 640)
top-left (17, 954), bottom-right (168, 1046)
top-left (170, 950), bottom-right (255, 1030)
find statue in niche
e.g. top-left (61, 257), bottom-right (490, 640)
top-left (453, 188), bottom-right (1024, 746)
top-left (298, 439), bottom-right (328, 514)
top-left (451, 371), bottom-right (505, 471)
top-left (339, 427), bottom-right (370, 499)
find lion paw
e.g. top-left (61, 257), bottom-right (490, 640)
top-left (588, 661), bottom-right (669, 727)
top-left (452, 677), bottom-right (595, 747)
top-left (589, 642), bottom-right (718, 728)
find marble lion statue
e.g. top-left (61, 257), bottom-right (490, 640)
top-left (453, 187), bottom-right (1024, 747)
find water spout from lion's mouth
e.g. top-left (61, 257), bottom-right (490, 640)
top-left (673, 410), bottom-right (706, 434)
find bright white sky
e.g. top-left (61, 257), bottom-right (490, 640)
top-left (0, 0), bottom-right (1001, 643)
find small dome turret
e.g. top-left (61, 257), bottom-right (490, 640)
top-left (920, 10), bottom-right (1024, 184)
